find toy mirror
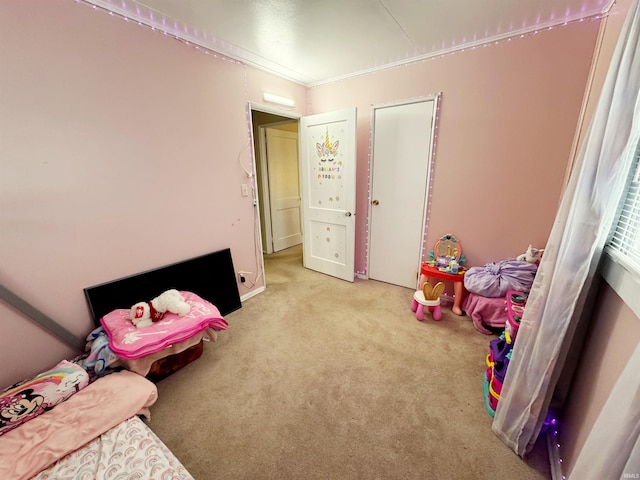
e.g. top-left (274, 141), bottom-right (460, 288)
top-left (429, 234), bottom-right (466, 266)
top-left (434, 234), bottom-right (461, 262)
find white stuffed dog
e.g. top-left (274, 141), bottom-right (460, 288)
top-left (129, 289), bottom-right (191, 328)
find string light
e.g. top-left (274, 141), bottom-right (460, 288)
top-left (356, 104), bottom-right (377, 277)
top-left (543, 413), bottom-right (566, 480)
top-left (80, 0), bottom-right (606, 88)
top-left (75, 0), bottom-right (243, 67)
top-left (310, 12), bottom-right (605, 88)
top-left (420, 93), bottom-right (441, 264)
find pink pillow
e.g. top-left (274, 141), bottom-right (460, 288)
top-left (0, 360), bottom-right (90, 436)
top-left (101, 291), bottom-right (228, 359)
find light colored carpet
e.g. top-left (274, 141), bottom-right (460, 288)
top-left (148, 245), bottom-right (550, 480)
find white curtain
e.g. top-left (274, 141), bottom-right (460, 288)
top-left (492, 0), bottom-right (640, 458)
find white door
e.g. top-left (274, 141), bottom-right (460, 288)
top-left (264, 127), bottom-right (302, 252)
top-left (368, 98), bottom-right (436, 289)
top-left (300, 108), bottom-right (357, 282)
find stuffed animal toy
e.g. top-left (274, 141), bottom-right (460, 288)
top-left (129, 289), bottom-right (191, 328)
top-left (516, 244), bottom-right (544, 264)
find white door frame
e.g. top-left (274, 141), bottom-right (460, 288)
top-left (248, 104), bottom-right (301, 287)
top-left (257, 121), bottom-right (299, 254)
top-left (249, 104), bottom-right (358, 284)
top-left (366, 93), bottom-right (441, 288)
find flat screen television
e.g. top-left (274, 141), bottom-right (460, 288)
top-left (84, 248), bottom-right (242, 326)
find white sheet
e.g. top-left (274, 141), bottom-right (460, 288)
top-left (32, 415), bottom-right (194, 480)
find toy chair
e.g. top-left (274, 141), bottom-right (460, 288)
top-left (411, 282), bottom-right (445, 321)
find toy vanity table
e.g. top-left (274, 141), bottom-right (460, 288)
top-left (419, 234), bottom-right (467, 315)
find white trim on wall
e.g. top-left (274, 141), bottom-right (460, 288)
top-left (601, 251), bottom-right (640, 318)
top-left (240, 286), bottom-right (266, 303)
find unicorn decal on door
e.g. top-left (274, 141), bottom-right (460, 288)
top-left (316, 128), bottom-right (339, 161)
top-left (316, 127), bottom-right (343, 181)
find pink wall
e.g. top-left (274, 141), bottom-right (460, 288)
top-left (0, 0), bottom-right (608, 393)
top-left (310, 19), bottom-right (600, 273)
top-left (0, 0), bottom-right (305, 388)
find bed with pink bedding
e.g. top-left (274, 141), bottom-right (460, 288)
top-left (83, 248), bottom-right (240, 380)
top-left (100, 290), bottom-right (228, 376)
top-left (462, 292), bottom-right (508, 334)
top-left (0, 250), bottom-right (241, 478)
top-left (0, 369), bottom-right (193, 480)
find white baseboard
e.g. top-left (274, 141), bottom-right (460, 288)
top-left (240, 286), bottom-right (265, 302)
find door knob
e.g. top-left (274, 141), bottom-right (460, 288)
top-left (345, 211), bottom-right (352, 217)
top-left (372, 200), bottom-right (379, 205)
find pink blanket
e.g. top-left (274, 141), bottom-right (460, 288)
top-left (462, 293), bottom-right (508, 335)
top-left (0, 370), bottom-right (157, 480)
top-left (101, 291), bottom-right (229, 359)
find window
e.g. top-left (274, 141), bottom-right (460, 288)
top-left (603, 137), bottom-right (640, 317)
top-left (607, 139), bottom-right (640, 277)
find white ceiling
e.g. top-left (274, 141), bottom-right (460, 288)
top-left (87, 0), bottom-right (612, 86)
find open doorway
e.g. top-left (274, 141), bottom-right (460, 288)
top-left (251, 106), bottom-right (358, 284)
top-left (250, 108), bottom-right (301, 260)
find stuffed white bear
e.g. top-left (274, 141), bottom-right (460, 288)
top-left (129, 289), bottom-right (191, 328)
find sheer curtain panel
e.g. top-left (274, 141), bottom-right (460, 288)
top-left (492, 0), bottom-right (640, 464)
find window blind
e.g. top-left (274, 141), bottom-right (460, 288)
top-left (607, 139), bottom-right (640, 277)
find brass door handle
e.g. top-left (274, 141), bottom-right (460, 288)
top-left (372, 200), bottom-right (379, 205)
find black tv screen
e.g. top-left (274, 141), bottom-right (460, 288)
top-left (84, 248), bottom-right (242, 325)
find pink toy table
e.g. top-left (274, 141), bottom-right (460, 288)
top-left (419, 264), bottom-right (466, 316)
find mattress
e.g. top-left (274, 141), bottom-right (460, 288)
top-left (32, 415), bottom-right (194, 480)
top-left (0, 370), bottom-right (194, 480)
